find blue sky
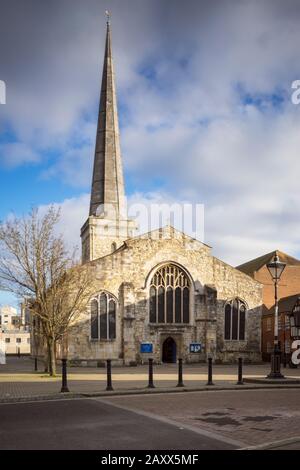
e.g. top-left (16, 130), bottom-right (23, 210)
top-left (1, 0), bottom-right (300, 309)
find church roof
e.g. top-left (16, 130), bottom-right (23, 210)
top-left (237, 249), bottom-right (300, 276)
top-left (124, 224), bottom-right (212, 248)
top-left (89, 19), bottom-right (126, 217)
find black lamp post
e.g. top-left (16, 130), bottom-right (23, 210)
top-left (266, 254), bottom-right (286, 379)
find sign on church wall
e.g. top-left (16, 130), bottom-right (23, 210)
top-left (140, 343), bottom-right (153, 354)
top-left (189, 343), bottom-right (202, 353)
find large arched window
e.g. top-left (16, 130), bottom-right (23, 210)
top-left (224, 299), bottom-right (246, 341)
top-left (149, 264), bottom-right (191, 324)
top-left (90, 292), bottom-right (116, 340)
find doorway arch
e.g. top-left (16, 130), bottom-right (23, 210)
top-left (162, 337), bottom-right (177, 363)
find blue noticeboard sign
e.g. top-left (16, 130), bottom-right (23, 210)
top-left (140, 343), bottom-right (153, 354)
top-left (189, 343), bottom-right (202, 353)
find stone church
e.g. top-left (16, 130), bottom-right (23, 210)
top-left (67, 21), bottom-right (263, 365)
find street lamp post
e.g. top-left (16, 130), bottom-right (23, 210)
top-left (266, 254), bottom-right (286, 379)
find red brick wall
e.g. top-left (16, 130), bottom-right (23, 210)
top-left (254, 265), bottom-right (300, 309)
top-left (262, 313), bottom-right (292, 361)
top-left (255, 265), bottom-right (300, 359)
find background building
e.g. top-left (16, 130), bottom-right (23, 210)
top-left (0, 305), bottom-right (21, 330)
top-left (0, 305), bottom-right (31, 356)
top-left (261, 294), bottom-right (299, 364)
top-left (237, 250), bottom-right (300, 362)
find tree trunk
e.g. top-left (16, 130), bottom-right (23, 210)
top-left (44, 347), bottom-right (49, 373)
top-left (47, 338), bottom-right (56, 376)
top-left (44, 358), bottom-right (48, 374)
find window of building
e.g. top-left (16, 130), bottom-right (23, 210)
top-left (267, 317), bottom-right (272, 332)
top-left (278, 318), bottom-right (282, 330)
top-left (5, 338), bottom-right (10, 343)
top-left (149, 264), bottom-right (191, 324)
top-left (285, 340), bottom-right (291, 353)
top-left (224, 299), bottom-right (246, 341)
top-left (90, 292), bottom-right (116, 341)
top-left (16, 338), bottom-right (21, 343)
top-left (285, 315), bottom-right (290, 329)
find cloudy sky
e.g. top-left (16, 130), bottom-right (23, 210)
top-left (1, 0), bottom-right (300, 307)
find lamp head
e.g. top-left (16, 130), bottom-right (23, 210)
top-left (266, 254), bottom-right (286, 282)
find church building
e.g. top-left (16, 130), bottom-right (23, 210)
top-left (67, 20), bottom-right (263, 365)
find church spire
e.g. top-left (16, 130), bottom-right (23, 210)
top-left (81, 16), bottom-right (137, 263)
top-left (89, 17), bottom-right (125, 217)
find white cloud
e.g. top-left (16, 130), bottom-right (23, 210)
top-left (38, 193), bottom-right (90, 254)
top-left (0, 142), bottom-right (40, 168)
top-left (39, 185), bottom-right (300, 269)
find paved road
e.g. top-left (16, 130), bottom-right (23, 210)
top-left (0, 398), bottom-right (237, 450)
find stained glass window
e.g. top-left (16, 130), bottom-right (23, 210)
top-left (90, 292), bottom-right (116, 340)
top-left (224, 299), bottom-right (247, 341)
top-left (149, 264), bottom-right (190, 324)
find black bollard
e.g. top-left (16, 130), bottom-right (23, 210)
top-left (207, 357), bottom-right (214, 386)
top-left (147, 358), bottom-right (155, 388)
top-left (176, 358), bottom-right (185, 387)
top-left (237, 357), bottom-right (244, 385)
top-left (106, 359), bottom-right (113, 391)
top-left (34, 357), bottom-right (38, 372)
top-left (60, 358), bottom-right (70, 393)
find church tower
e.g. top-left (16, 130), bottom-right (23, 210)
top-left (81, 18), bottom-right (137, 263)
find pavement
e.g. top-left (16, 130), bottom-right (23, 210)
top-left (0, 357), bottom-right (300, 403)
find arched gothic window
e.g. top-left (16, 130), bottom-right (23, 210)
top-left (90, 292), bottom-right (116, 340)
top-left (224, 299), bottom-right (246, 341)
top-left (149, 264), bottom-right (190, 324)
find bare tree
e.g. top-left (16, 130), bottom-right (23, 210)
top-left (0, 207), bottom-right (94, 375)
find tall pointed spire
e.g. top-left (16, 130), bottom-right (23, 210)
top-left (81, 16), bottom-right (137, 263)
top-left (89, 17), bottom-right (125, 217)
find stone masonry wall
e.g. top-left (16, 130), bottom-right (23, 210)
top-left (69, 227), bottom-right (262, 365)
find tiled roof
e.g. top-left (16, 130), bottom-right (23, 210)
top-left (237, 250), bottom-right (300, 276)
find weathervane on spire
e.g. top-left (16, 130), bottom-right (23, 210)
top-left (105, 10), bottom-right (111, 25)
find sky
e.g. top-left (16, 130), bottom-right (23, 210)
top-left (1, 0), bottom-right (300, 308)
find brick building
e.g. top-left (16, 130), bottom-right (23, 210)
top-left (237, 250), bottom-right (300, 362)
top-left (261, 295), bottom-right (300, 363)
